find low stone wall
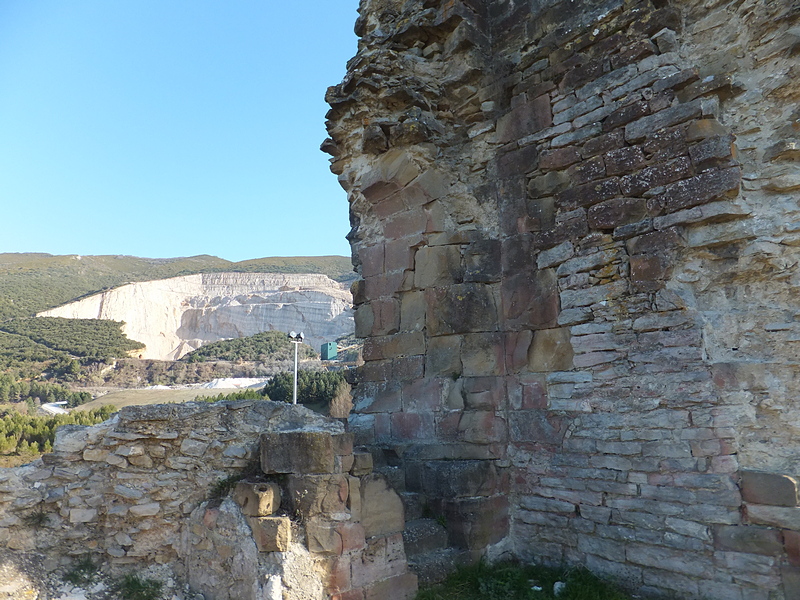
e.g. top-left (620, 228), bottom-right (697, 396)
top-left (0, 400), bottom-right (417, 600)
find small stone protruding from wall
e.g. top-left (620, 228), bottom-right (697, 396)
top-left (233, 482), bottom-right (282, 517)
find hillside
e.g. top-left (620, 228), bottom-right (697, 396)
top-left (0, 253), bottom-right (355, 321)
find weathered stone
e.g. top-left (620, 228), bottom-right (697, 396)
top-left (250, 516), bottom-right (291, 552)
top-left (261, 431), bottom-right (336, 475)
top-left (625, 100), bottom-right (702, 142)
top-left (233, 482), bottom-right (281, 517)
top-left (741, 471), bottom-right (800, 507)
top-left (713, 525), bottom-right (784, 555)
top-left (528, 328), bottom-right (574, 372)
top-left (361, 475), bottom-right (405, 538)
top-left (654, 167), bottom-right (741, 213)
top-left (588, 197), bottom-right (651, 230)
top-left (497, 94), bottom-right (552, 143)
top-left (426, 284), bottom-right (499, 336)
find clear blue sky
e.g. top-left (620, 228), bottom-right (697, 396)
top-left (0, 1), bottom-right (360, 262)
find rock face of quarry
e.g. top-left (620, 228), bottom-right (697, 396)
top-left (38, 273), bottom-right (354, 360)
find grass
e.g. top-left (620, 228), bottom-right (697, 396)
top-left (22, 506), bottom-right (49, 529)
top-left (63, 555), bottom-right (97, 585)
top-left (116, 573), bottom-right (164, 600)
top-left (416, 562), bottom-right (634, 600)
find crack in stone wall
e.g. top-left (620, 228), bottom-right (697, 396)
top-left (325, 0), bottom-right (800, 597)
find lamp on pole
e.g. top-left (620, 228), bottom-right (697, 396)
top-left (287, 331), bottom-right (304, 404)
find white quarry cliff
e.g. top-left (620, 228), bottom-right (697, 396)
top-left (38, 272), bottom-right (354, 360)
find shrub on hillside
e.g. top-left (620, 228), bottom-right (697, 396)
top-left (262, 370), bottom-right (346, 406)
top-left (181, 331), bottom-right (317, 363)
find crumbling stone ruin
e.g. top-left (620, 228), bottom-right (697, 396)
top-left (0, 401), bottom-right (417, 600)
top-left (323, 0), bottom-right (800, 597)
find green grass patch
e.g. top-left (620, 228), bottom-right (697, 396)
top-left (116, 573), bottom-right (163, 600)
top-left (416, 562), bottom-right (634, 600)
top-left (64, 555), bottom-right (98, 586)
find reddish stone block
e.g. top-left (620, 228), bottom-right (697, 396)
top-left (371, 298), bottom-right (400, 336)
top-left (556, 177), bottom-right (621, 210)
top-left (403, 377), bottom-right (446, 411)
top-left (391, 411), bottom-right (436, 441)
top-left (626, 227), bottom-right (685, 255)
top-left (359, 360), bottom-right (392, 383)
top-left (462, 332), bottom-right (506, 377)
top-left (630, 255), bottom-right (670, 292)
top-left (364, 573), bottom-right (418, 600)
top-left (464, 239), bottom-right (502, 283)
top-left (532, 209), bottom-right (589, 250)
top-left (568, 155), bottom-right (606, 185)
top-left (458, 411), bottom-right (507, 444)
top-left (374, 413), bottom-right (392, 442)
top-left (741, 471), bottom-right (800, 506)
top-left (603, 100), bottom-right (650, 132)
top-left (611, 39), bottom-right (656, 70)
top-left (539, 146), bottom-right (582, 171)
top-left (325, 557), bottom-right (352, 594)
top-left (643, 125), bottom-right (687, 161)
top-left (385, 237), bottom-right (421, 273)
top-left (337, 522), bottom-right (367, 553)
top-left (688, 134), bottom-right (737, 171)
top-left (509, 410), bottom-right (566, 444)
top-left (359, 244), bottom-right (385, 278)
top-left (332, 589), bottom-right (365, 600)
top-left (497, 143), bottom-right (540, 179)
top-left (505, 330), bottom-right (533, 373)
top-left (392, 356), bottom-right (425, 381)
top-left (501, 269), bottom-right (559, 330)
top-left (588, 197), bottom-right (650, 230)
top-left (619, 156), bottom-right (693, 197)
top-left (497, 94), bottom-right (552, 143)
top-left (384, 208), bottom-right (426, 240)
top-left (655, 166), bottom-right (741, 213)
top-left (462, 377), bottom-right (506, 409)
top-left (426, 284), bottom-right (500, 336)
top-left (372, 192), bottom-right (407, 220)
top-left (521, 377), bottom-right (547, 409)
top-left (437, 411), bottom-right (462, 440)
top-left (604, 146), bottom-right (646, 176)
top-left (785, 530), bottom-right (800, 567)
top-left (353, 382), bottom-right (402, 414)
top-left (443, 495), bottom-right (510, 554)
top-left (365, 272), bottom-right (405, 300)
top-left (561, 57), bottom-right (606, 90)
top-left (582, 130), bottom-right (625, 158)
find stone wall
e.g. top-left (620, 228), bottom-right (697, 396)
top-left (325, 0), bottom-right (800, 597)
top-left (0, 401), bottom-right (417, 600)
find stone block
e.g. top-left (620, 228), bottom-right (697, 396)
top-left (497, 94), bottom-right (552, 143)
top-left (604, 146), bottom-right (646, 176)
top-left (509, 410), bottom-right (566, 444)
top-left (626, 227), bottom-right (685, 256)
top-left (568, 156), bottom-right (606, 186)
top-left (426, 284), bottom-right (499, 336)
top-left (391, 412), bottom-right (435, 441)
top-left (351, 451), bottom-right (374, 476)
top-left (556, 178), bottom-right (621, 210)
top-left (421, 460), bottom-right (499, 498)
top-left (618, 156), bottom-right (693, 197)
top-left (261, 431), bottom-right (336, 474)
top-left (464, 240), bottom-right (502, 283)
top-left (361, 474), bottom-right (405, 538)
top-left (462, 333), bottom-right (505, 377)
top-left (502, 269), bottom-right (559, 330)
top-left (287, 474), bottom-right (349, 518)
top-left (746, 505), bottom-right (800, 530)
top-left (425, 335), bottom-right (462, 377)
top-left (249, 516), bottom-right (291, 552)
top-left (527, 328), bottom-right (574, 372)
top-left (414, 245), bottom-right (463, 289)
top-left (233, 482), bottom-right (281, 517)
top-left (399, 291), bottom-right (426, 332)
top-left (444, 495), bottom-right (509, 555)
top-left (713, 525), bottom-right (784, 555)
top-left (625, 100), bottom-right (702, 143)
top-left (688, 134), bottom-right (736, 170)
top-left (528, 170), bottom-right (571, 199)
top-left (306, 518), bottom-right (344, 555)
top-left (785, 530), bottom-right (800, 567)
top-left (583, 131), bottom-right (625, 158)
top-left (654, 166), bottom-right (741, 214)
top-left (741, 471), bottom-right (800, 507)
top-left (588, 197), bottom-right (650, 230)
top-left (603, 100), bottom-right (650, 132)
top-left (496, 143), bottom-right (540, 179)
top-left (364, 573), bottom-right (418, 600)
top-left (539, 147), bottom-right (582, 171)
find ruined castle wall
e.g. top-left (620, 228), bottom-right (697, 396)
top-left (0, 401), bottom-right (416, 600)
top-left (325, 0), bottom-right (800, 597)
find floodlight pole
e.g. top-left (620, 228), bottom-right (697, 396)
top-left (288, 331), bottom-right (304, 405)
top-left (292, 341), bottom-right (298, 405)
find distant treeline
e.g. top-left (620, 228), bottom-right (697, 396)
top-left (182, 331), bottom-right (317, 363)
top-left (0, 373), bottom-right (92, 407)
top-left (0, 317), bottom-right (144, 360)
top-left (0, 405), bottom-right (115, 455)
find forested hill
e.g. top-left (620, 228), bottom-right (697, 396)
top-left (0, 253), bottom-right (355, 321)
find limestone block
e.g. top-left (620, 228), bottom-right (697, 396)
top-left (287, 474), bottom-right (349, 518)
top-left (249, 516), bottom-right (291, 552)
top-left (351, 451), bottom-right (374, 476)
top-left (364, 572), bottom-right (418, 600)
top-left (69, 508), bottom-right (97, 524)
top-left (361, 475), bottom-right (405, 538)
top-left (129, 502), bottom-right (161, 517)
top-left (306, 518), bottom-right (343, 555)
top-left (53, 425), bottom-right (89, 453)
top-left (713, 525), bottom-right (784, 555)
top-left (414, 246), bottom-right (462, 289)
top-left (233, 482), bottom-right (281, 517)
top-left (261, 431), bottom-right (336, 475)
top-left (348, 476), bottom-right (363, 522)
top-left (746, 505), bottom-right (800, 530)
top-left (528, 328), bottom-right (574, 372)
top-left (741, 471), bottom-right (800, 507)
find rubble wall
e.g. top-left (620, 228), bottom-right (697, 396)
top-left (0, 401), bottom-right (417, 600)
top-left (325, 0), bottom-right (800, 597)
